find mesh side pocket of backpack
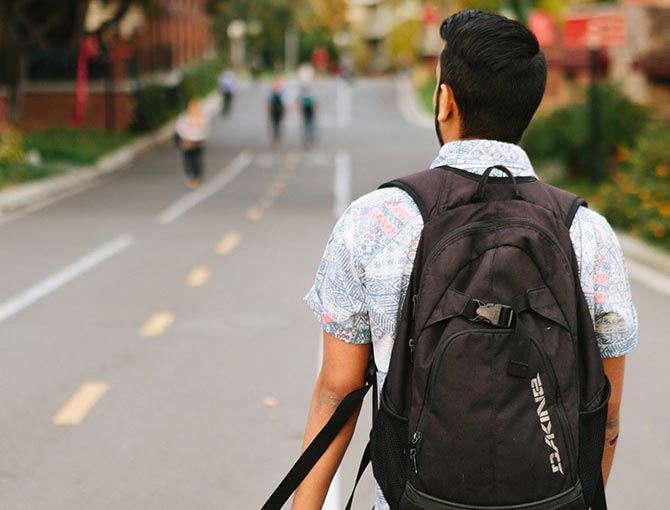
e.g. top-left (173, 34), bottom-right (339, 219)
top-left (371, 392), bottom-right (409, 510)
top-left (578, 378), bottom-right (610, 505)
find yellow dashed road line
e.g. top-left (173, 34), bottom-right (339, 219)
top-left (139, 311), bottom-right (175, 338)
top-left (187, 266), bottom-right (210, 287)
top-left (53, 382), bottom-right (109, 425)
top-left (216, 231), bottom-right (242, 254)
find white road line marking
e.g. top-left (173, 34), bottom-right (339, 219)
top-left (336, 82), bottom-right (352, 128)
top-left (626, 259), bottom-right (670, 296)
top-left (157, 151), bottom-right (253, 225)
top-left (0, 234), bottom-right (134, 324)
top-left (333, 150), bottom-right (352, 218)
top-left (53, 382), bottom-right (109, 425)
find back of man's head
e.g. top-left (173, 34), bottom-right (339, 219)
top-left (439, 10), bottom-right (547, 144)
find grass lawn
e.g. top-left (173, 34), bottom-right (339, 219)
top-left (0, 161), bottom-right (63, 190)
top-left (25, 128), bottom-right (136, 166)
top-left (0, 128), bottom-right (136, 191)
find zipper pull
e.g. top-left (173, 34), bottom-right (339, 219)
top-left (409, 448), bottom-right (418, 476)
top-left (408, 338), bottom-right (415, 361)
top-left (409, 431), bottom-right (421, 476)
top-left (411, 294), bottom-right (418, 318)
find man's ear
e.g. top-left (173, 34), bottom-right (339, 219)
top-left (436, 83), bottom-right (457, 123)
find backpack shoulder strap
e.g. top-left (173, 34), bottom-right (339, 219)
top-left (541, 182), bottom-right (588, 229)
top-left (379, 168), bottom-right (448, 223)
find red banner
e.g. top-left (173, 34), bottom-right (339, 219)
top-left (72, 35), bottom-right (100, 127)
top-left (564, 11), bottom-right (626, 48)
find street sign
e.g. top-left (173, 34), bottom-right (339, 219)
top-left (564, 10), bottom-right (626, 48)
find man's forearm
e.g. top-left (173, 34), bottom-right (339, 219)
top-left (601, 410), bottom-right (619, 484)
top-left (292, 379), bottom-right (362, 510)
top-left (602, 356), bottom-right (625, 485)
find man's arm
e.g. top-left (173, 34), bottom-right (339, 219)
top-left (602, 355), bottom-right (625, 485)
top-left (292, 332), bottom-right (372, 510)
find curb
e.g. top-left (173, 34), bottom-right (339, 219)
top-left (616, 232), bottom-right (670, 277)
top-left (0, 92), bottom-right (220, 215)
top-left (397, 73), bottom-right (670, 278)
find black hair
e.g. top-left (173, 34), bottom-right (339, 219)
top-left (438, 10), bottom-right (547, 143)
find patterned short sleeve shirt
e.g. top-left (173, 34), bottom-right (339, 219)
top-left (304, 140), bottom-right (638, 510)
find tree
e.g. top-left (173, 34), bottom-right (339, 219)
top-left (208, 0), bottom-right (307, 71)
top-left (0, 0), bottom-right (141, 122)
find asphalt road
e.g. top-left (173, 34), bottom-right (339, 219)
top-left (0, 77), bottom-right (667, 510)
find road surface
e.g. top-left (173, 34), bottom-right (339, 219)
top-left (0, 77), bottom-right (666, 509)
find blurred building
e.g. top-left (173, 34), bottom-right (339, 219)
top-left (537, 1), bottom-right (670, 118)
top-left (616, 0), bottom-right (670, 118)
top-left (347, 0), bottom-right (423, 72)
top-left (0, 0), bottom-right (214, 131)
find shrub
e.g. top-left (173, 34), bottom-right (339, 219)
top-left (598, 123), bottom-right (670, 248)
top-left (523, 83), bottom-right (650, 179)
top-left (132, 84), bottom-right (173, 132)
top-left (0, 161), bottom-right (61, 188)
top-left (24, 129), bottom-right (134, 165)
top-left (0, 124), bottom-right (25, 164)
top-left (132, 57), bottom-right (222, 133)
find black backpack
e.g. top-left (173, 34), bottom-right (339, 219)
top-left (262, 166), bottom-right (610, 510)
top-left (270, 92), bottom-right (284, 119)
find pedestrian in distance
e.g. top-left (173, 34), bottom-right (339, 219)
top-left (268, 77), bottom-right (285, 147)
top-left (218, 69), bottom-right (236, 116)
top-left (299, 86), bottom-right (316, 148)
top-left (175, 99), bottom-right (209, 189)
top-left (263, 10), bottom-right (637, 510)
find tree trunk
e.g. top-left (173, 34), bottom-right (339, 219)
top-left (7, 49), bottom-right (27, 123)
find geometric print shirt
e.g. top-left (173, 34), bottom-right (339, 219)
top-left (304, 139), bottom-right (638, 509)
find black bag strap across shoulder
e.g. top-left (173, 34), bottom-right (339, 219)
top-left (260, 361), bottom-right (376, 510)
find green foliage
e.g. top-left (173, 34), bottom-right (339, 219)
top-left (464, 0), bottom-right (503, 14)
top-left (24, 129), bottom-right (134, 165)
top-left (132, 57), bottom-right (221, 132)
top-left (0, 125), bottom-right (25, 164)
top-left (597, 123), bottom-right (670, 248)
top-left (522, 83), bottom-right (650, 179)
top-left (418, 72), bottom-right (437, 116)
top-left (0, 161), bottom-right (61, 189)
top-left (210, 0), bottom-right (299, 70)
top-left (385, 20), bottom-right (422, 69)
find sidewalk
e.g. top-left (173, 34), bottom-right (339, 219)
top-left (0, 92), bottom-right (220, 216)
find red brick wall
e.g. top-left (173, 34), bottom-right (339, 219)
top-left (12, 0), bottom-right (214, 132)
top-left (20, 90), bottom-right (134, 131)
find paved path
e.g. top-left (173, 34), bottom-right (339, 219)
top-left (0, 78), bottom-right (666, 509)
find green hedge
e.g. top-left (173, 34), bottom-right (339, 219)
top-left (24, 128), bottom-right (134, 165)
top-left (522, 83), bottom-right (650, 180)
top-left (597, 123), bottom-right (670, 248)
top-left (132, 57), bottom-right (222, 132)
top-left (0, 125), bottom-right (25, 164)
top-left (0, 161), bottom-right (61, 188)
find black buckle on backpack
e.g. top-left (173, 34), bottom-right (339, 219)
top-left (474, 302), bottom-right (514, 328)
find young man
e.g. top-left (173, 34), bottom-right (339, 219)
top-left (268, 78), bottom-right (285, 146)
top-left (297, 10), bottom-right (637, 510)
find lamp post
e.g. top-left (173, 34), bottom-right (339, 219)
top-left (227, 20), bottom-right (247, 69)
